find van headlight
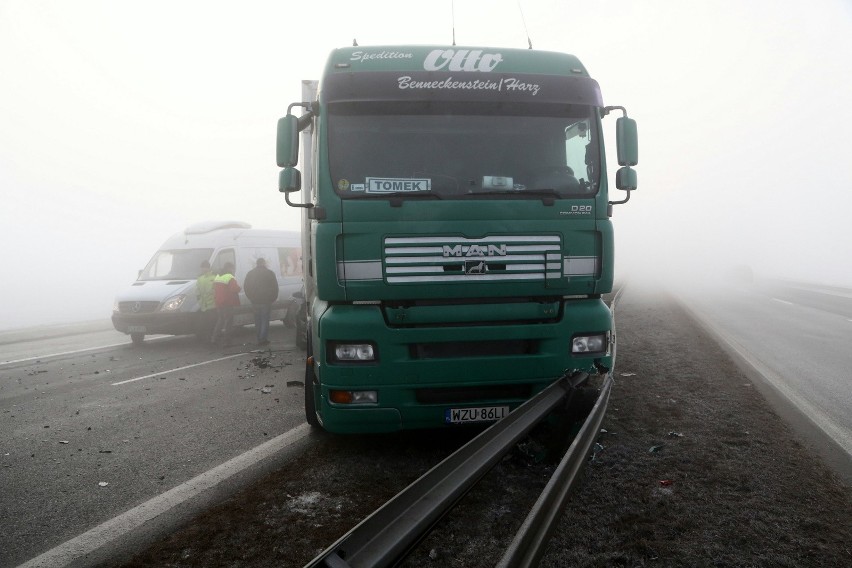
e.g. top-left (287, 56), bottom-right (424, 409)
top-left (160, 295), bottom-right (187, 312)
top-left (571, 332), bottom-right (609, 355)
top-left (328, 342), bottom-right (377, 363)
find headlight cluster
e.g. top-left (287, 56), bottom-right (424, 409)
top-left (160, 295), bottom-right (187, 312)
top-left (329, 342), bottom-right (377, 362)
top-left (571, 332), bottom-right (609, 355)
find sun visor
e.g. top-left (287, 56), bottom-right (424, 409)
top-left (321, 71), bottom-right (602, 107)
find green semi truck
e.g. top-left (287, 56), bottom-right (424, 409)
top-left (277, 46), bottom-right (637, 433)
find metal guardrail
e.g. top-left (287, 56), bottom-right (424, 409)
top-left (497, 374), bottom-right (613, 567)
top-left (304, 370), bottom-right (610, 568)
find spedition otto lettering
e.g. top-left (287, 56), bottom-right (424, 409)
top-left (350, 50), bottom-right (414, 63)
top-left (423, 49), bottom-right (503, 72)
top-left (366, 178), bottom-right (432, 193)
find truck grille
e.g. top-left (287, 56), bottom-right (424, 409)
top-left (117, 301), bottom-right (160, 314)
top-left (384, 235), bottom-right (562, 284)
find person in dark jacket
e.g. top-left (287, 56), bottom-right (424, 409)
top-left (244, 258), bottom-right (279, 345)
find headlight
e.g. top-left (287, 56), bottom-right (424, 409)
top-left (160, 294), bottom-right (187, 312)
top-left (571, 333), bottom-right (608, 354)
top-left (329, 342), bottom-right (377, 362)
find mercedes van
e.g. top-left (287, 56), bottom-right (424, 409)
top-left (112, 221), bottom-right (302, 345)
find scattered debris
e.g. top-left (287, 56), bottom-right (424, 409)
top-left (59, 441), bottom-right (69, 444)
top-left (261, 386), bottom-right (273, 394)
top-left (659, 479), bottom-right (673, 487)
top-left (620, 372), bottom-right (637, 377)
top-left (98, 481), bottom-right (109, 487)
top-left (649, 444), bottom-right (665, 453)
top-left (287, 380), bottom-right (304, 388)
top-left (667, 431), bottom-right (684, 438)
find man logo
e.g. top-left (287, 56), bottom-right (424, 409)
top-left (132, 302), bottom-right (142, 313)
top-left (442, 244), bottom-right (507, 257)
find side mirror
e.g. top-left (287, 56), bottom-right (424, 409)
top-left (276, 115), bottom-right (299, 168)
top-left (615, 166), bottom-right (637, 191)
top-left (616, 117), bottom-right (638, 167)
top-left (279, 167), bottom-right (301, 193)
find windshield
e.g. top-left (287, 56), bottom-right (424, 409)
top-left (328, 102), bottom-right (599, 199)
top-left (139, 248), bottom-right (214, 281)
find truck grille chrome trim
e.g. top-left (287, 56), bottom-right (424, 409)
top-left (384, 235), bottom-right (563, 284)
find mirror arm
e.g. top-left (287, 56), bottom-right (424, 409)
top-left (287, 102), bottom-right (315, 132)
top-left (608, 189), bottom-right (631, 207)
top-left (284, 191), bottom-right (313, 209)
top-left (602, 105), bottom-right (628, 118)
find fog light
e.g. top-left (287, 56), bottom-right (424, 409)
top-left (329, 390), bottom-right (378, 404)
top-left (331, 343), bottom-right (376, 362)
top-left (572, 333), bottom-right (607, 354)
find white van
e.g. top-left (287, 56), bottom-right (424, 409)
top-left (112, 221), bottom-right (302, 345)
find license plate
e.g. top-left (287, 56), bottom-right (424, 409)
top-left (127, 325), bottom-right (146, 333)
top-left (445, 405), bottom-right (509, 424)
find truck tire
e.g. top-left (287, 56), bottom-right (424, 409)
top-left (295, 309), bottom-right (307, 351)
top-left (304, 360), bottom-right (321, 428)
top-left (130, 332), bottom-right (145, 345)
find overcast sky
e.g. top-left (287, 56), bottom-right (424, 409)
top-left (1, 0), bottom-right (851, 330)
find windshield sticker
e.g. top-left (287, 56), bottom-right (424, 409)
top-left (366, 177), bottom-right (432, 193)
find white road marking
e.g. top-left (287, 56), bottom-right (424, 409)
top-left (771, 298), bottom-right (794, 306)
top-left (16, 423), bottom-right (311, 568)
top-left (688, 305), bottom-right (851, 458)
top-left (111, 353), bottom-right (247, 385)
top-left (1, 343), bottom-right (130, 366)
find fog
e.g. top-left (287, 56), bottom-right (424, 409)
top-left (1, 0), bottom-right (850, 330)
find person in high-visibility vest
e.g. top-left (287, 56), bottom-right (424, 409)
top-left (211, 262), bottom-right (241, 347)
top-left (196, 260), bottom-right (217, 338)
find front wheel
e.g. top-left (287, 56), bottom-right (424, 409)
top-left (304, 358), bottom-right (320, 428)
top-left (130, 332), bottom-right (145, 345)
top-left (295, 307), bottom-right (307, 351)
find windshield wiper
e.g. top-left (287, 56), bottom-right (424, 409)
top-left (464, 188), bottom-right (559, 205)
top-left (344, 191), bottom-right (443, 207)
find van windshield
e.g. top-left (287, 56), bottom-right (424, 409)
top-left (139, 249), bottom-right (214, 281)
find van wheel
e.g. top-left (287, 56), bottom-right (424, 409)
top-left (130, 332), bottom-right (145, 345)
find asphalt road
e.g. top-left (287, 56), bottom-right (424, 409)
top-left (674, 278), bottom-right (852, 461)
top-left (2, 280), bottom-right (850, 567)
top-left (0, 323), bottom-right (309, 568)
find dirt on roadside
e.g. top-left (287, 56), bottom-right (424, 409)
top-left (114, 287), bottom-right (852, 568)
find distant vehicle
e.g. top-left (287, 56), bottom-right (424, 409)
top-left (112, 221), bottom-right (302, 345)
